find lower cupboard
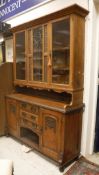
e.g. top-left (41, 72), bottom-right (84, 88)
top-left (6, 93), bottom-right (83, 171)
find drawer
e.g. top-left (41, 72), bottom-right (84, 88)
top-left (20, 118), bottom-right (37, 130)
top-left (20, 102), bottom-right (39, 115)
top-left (20, 110), bottom-right (38, 124)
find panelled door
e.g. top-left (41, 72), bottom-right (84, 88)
top-left (40, 108), bottom-right (63, 161)
top-left (6, 99), bottom-right (19, 137)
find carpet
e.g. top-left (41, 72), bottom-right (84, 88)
top-left (65, 157), bottom-right (99, 175)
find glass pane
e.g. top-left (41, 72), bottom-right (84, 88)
top-left (28, 29), bottom-right (33, 81)
top-left (31, 25), bottom-right (48, 83)
top-left (15, 31), bottom-right (25, 80)
top-left (52, 18), bottom-right (70, 84)
top-left (33, 27), bottom-right (43, 81)
top-left (32, 25), bottom-right (48, 82)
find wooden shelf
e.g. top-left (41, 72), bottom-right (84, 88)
top-left (52, 46), bottom-right (70, 51)
top-left (53, 67), bottom-right (69, 71)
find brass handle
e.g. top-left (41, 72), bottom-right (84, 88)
top-left (21, 102), bottom-right (27, 108)
top-left (31, 106), bottom-right (36, 113)
top-left (23, 119), bottom-right (27, 124)
top-left (22, 112), bottom-right (26, 117)
top-left (31, 115), bottom-right (36, 121)
top-left (32, 123), bottom-right (37, 129)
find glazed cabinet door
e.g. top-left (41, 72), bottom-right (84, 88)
top-left (28, 18), bottom-right (71, 89)
top-left (51, 17), bottom-right (70, 86)
top-left (14, 30), bottom-right (26, 84)
top-left (6, 98), bottom-right (19, 137)
top-left (28, 25), bottom-right (49, 84)
top-left (40, 108), bottom-right (63, 162)
top-left (13, 18), bottom-right (71, 90)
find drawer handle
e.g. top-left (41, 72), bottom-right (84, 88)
top-left (21, 103), bottom-right (27, 108)
top-left (31, 106), bottom-right (36, 113)
top-left (31, 115), bottom-right (36, 121)
top-left (32, 123), bottom-right (37, 129)
top-left (31, 106), bottom-right (38, 113)
top-left (23, 119), bottom-right (27, 124)
top-left (22, 112), bottom-right (27, 117)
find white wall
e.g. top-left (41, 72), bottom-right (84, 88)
top-left (81, 0), bottom-right (99, 155)
top-left (5, 38), bottom-right (13, 62)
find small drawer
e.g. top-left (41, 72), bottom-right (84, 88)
top-left (20, 118), bottom-right (37, 130)
top-left (20, 102), bottom-right (39, 115)
top-left (20, 110), bottom-right (38, 124)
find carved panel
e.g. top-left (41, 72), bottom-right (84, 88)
top-left (10, 104), bottom-right (16, 113)
top-left (45, 116), bottom-right (56, 133)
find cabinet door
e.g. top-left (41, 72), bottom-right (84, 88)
top-left (51, 18), bottom-right (70, 85)
top-left (40, 109), bottom-right (62, 161)
top-left (28, 25), bottom-right (48, 83)
top-left (14, 31), bottom-right (26, 82)
top-left (6, 99), bottom-right (19, 137)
